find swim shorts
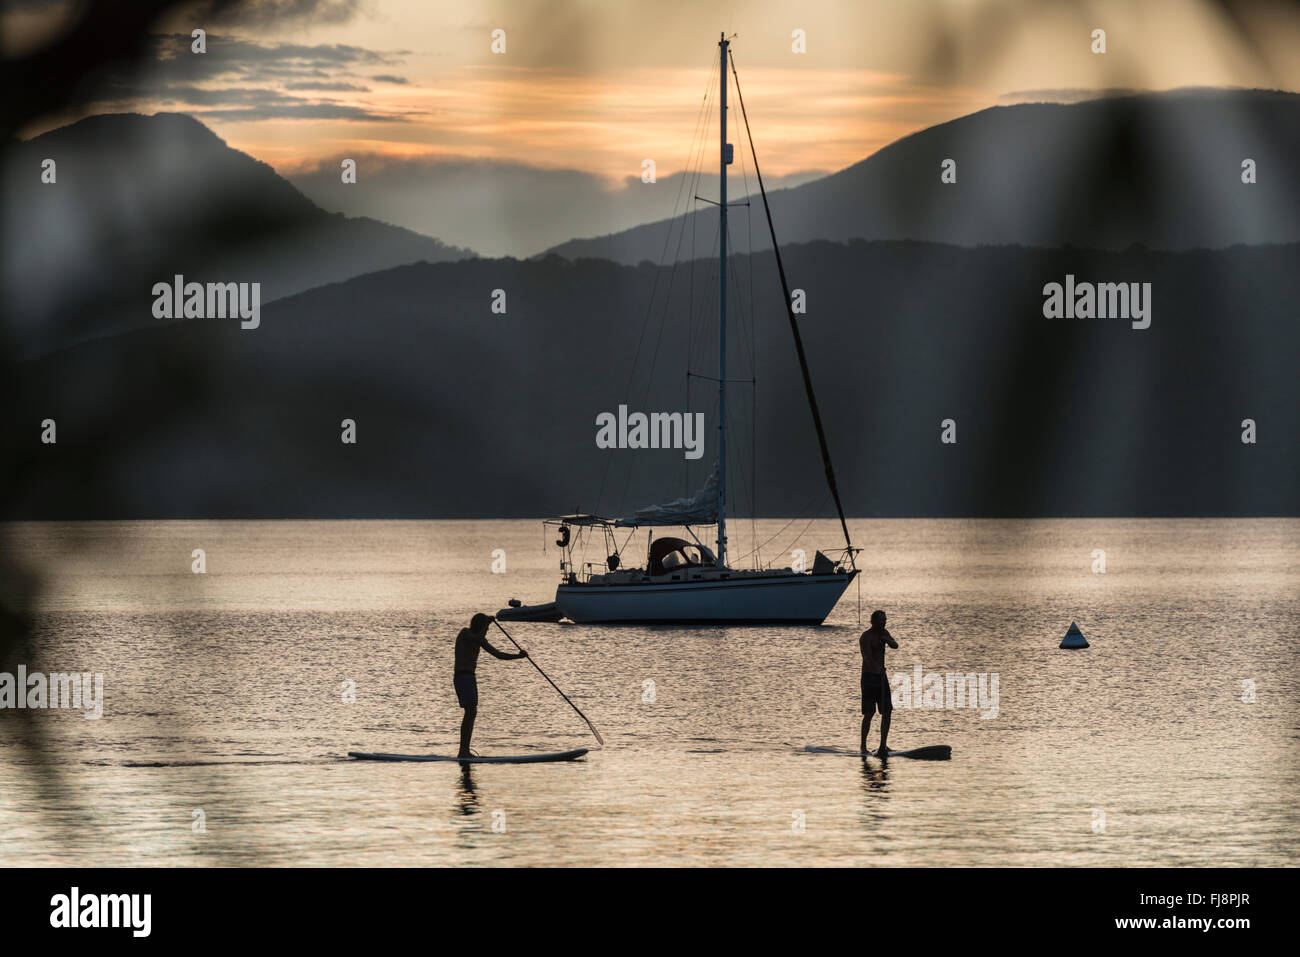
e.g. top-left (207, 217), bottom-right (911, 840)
top-left (861, 671), bottom-right (892, 715)
top-left (453, 672), bottom-right (478, 709)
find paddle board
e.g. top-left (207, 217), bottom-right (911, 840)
top-left (348, 748), bottom-right (589, 763)
top-left (805, 744), bottom-right (951, 760)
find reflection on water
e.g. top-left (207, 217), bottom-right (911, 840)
top-left (0, 519), bottom-right (1296, 866)
top-left (455, 766), bottom-right (479, 819)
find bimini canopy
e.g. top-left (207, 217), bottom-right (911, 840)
top-left (615, 466), bottom-right (718, 528)
top-left (552, 513), bottom-right (615, 527)
top-left (648, 537), bottom-right (717, 576)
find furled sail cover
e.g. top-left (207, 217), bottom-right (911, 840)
top-left (616, 465), bottom-right (719, 527)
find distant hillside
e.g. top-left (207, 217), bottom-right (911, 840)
top-left (4, 239), bottom-right (1296, 519)
top-left (1, 112), bottom-right (475, 357)
top-left (287, 155), bottom-right (829, 260)
top-left (544, 89), bottom-right (1300, 264)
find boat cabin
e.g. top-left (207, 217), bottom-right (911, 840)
top-left (649, 538), bottom-right (717, 577)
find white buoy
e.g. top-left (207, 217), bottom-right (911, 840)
top-left (1059, 621), bottom-right (1089, 649)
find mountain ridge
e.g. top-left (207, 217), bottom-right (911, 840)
top-left (5, 237), bottom-right (1295, 519)
top-left (543, 88), bottom-right (1300, 263)
top-left (2, 111), bottom-right (476, 357)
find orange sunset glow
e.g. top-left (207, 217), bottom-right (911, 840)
top-left (12, 0), bottom-right (1300, 181)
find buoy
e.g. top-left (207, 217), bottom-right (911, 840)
top-left (1060, 621), bottom-right (1089, 649)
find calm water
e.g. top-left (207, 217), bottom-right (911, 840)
top-left (0, 519), bottom-right (1296, 866)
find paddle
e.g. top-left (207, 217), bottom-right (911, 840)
top-left (494, 620), bottom-right (604, 746)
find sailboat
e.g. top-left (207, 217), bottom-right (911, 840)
top-left (500, 34), bottom-right (859, 625)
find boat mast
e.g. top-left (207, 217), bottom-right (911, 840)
top-left (717, 32), bottom-right (729, 568)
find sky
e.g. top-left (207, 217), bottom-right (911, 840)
top-left (6, 0), bottom-right (1299, 256)
top-left (9, 0), bottom-right (1299, 177)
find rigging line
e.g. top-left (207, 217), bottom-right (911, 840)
top-left (729, 50), bottom-right (855, 559)
top-left (691, 224), bottom-right (719, 348)
top-left (685, 61), bottom-right (719, 496)
top-left (787, 501), bottom-right (831, 565)
top-left (654, 157), bottom-right (713, 388)
top-left (718, 210), bottom-right (760, 527)
top-left (684, 136), bottom-right (710, 489)
top-left (681, 204), bottom-right (722, 353)
top-left (618, 65), bottom-right (722, 517)
top-left (738, 119), bottom-right (759, 554)
top-left (594, 50), bottom-right (717, 518)
top-left (751, 369), bottom-right (758, 563)
top-left (688, 229), bottom-right (721, 422)
top-left (720, 217), bottom-right (754, 522)
top-left (697, 220), bottom-right (722, 357)
top-left (621, 211), bottom-right (720, 518)
top-left (577, 517), bottom-right (592, 573)
top-left (683, 71), bottom-right (720, 322)
top-left (616, 525), bottom-right (638, 559)
top-left (731, 493), bottom-right (817, 564)
top-left (686, 152), bottom-right (694, 496)
top-left (720, 118), bottom-right (759, 548)
top-left (670, 377), bottom-right (722, 517)
top-left (729, 490), bottom-right (830, 566)
top-left (724, 216), bottom-right (758, 391)
top-left (684, 236), bottom-right (718, 400)
top-left (683, 148), bottom-right (717, 495)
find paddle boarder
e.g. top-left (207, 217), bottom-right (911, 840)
top-left (860, 609), bottom-right (898, 756)
top-left (455, 613), bottom-right (527, 758)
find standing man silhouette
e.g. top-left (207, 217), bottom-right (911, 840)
top-left (860, 609), bottom-right (898, 756)
top-left (454, 613), bottom-right (527, 758)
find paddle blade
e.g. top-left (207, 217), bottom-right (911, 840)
top-left (896, 745), bottom-right (952, 760)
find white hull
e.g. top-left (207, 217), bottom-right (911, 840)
top-left (555, 570), bottom-right (857, 624)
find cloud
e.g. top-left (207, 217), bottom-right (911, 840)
top-left (181, 0), bottom-right (367, 28)
top-left (284, 80), bottom-right (371, 91)
top-left (196, 103), bottom-right (403, 121)
top-left (998, 88), bottom-right (1139, 103)
top-left (150, 33), bottom-right (404, 78)
top-left (151, 85), bottom-right (303, 105)
top-left (82, 32), bottom-right (410, 121)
